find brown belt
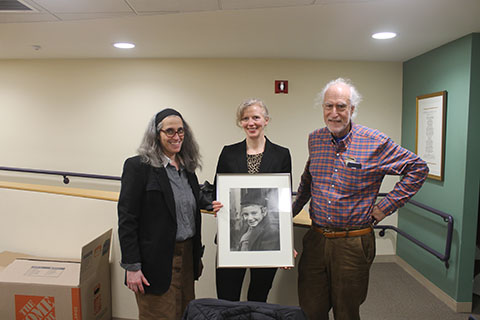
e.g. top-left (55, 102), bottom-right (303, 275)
top-left (311, 225), bottom-right (372, 238)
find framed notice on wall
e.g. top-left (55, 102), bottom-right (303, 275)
top-left (216, 173), bottom-right (294, 268)
top-left (415, 91), bottom-right (447, 181)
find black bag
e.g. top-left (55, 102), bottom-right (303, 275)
top-left (182, 298), bottom-right (308, 320)
top-left (199, 180), bottom-right (214, 211)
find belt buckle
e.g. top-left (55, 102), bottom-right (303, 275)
top-left (322, 227), bottom-right (333, 235)
top-left (323, 228), bottom-right (339, 238)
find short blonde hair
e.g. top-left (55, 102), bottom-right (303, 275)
top-left (236, 98), bottom-right (270, 127)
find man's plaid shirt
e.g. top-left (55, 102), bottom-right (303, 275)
top-left (293, 123), bottom-right (429, 228)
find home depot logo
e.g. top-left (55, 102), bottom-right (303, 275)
top-left (15, 295), bottom-right (55, 320)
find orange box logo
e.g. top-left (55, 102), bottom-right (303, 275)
top-left (71, 288), bottom-right (82, 320)
top-left (94, 245), bottom-right (102, 258)
top-left (15, 295), bottom-right (56, 320)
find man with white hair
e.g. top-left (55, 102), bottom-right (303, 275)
top-left (293, 78), bottom-right (429, 320)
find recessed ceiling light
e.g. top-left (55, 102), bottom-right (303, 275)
top-left (372, 32), bottom-right (397, 40)
top-left (113, 42), bottom-right (135, 49)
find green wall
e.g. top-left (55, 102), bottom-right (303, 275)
top-left (400, 33), bottom-right (480, 303)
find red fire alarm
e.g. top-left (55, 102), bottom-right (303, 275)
top-left (275, 80), bottom-right (288, 94)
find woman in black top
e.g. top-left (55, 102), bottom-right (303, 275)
top-left (212, 98), bottom-right (292, 302)
top-left (118, 108), bottom-right (204, 319)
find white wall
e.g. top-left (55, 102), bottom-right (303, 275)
top-left (0, 58), bottom-right (402, 319)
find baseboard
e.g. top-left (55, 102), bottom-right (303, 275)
top-left (373, 254), bottom-right (397, 263)
top-left (393, 255), bottom-right (472, 313)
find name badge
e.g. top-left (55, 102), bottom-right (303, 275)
top-left (347, 161), bottom-right (362, 169)
top-left (344, 156), bottom-right (362, 169)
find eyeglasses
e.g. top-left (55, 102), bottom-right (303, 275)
top-left (160, 128), bottom-right (185, 138)
top-left (323, 103), bottom-right (350, 112)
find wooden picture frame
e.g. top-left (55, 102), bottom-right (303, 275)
top-left (216, 173), bottom-right (294, 268)
top-left (416, 91), bottom-right (447, 181)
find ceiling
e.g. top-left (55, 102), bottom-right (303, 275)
top-left (0, 0), bottom-right (479, 61)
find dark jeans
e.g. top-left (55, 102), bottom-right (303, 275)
top-left (216, 267), bottom-right (277, 302)
top-left (298, 228), bottom-right (375, 320)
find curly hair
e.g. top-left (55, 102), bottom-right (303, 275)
top-left (137, 112), bottom-right (201, 172)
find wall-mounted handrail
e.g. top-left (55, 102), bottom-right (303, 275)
top-left (291, 191), bottom-right (453, 269)
top-left (375, 193), bottom-right (453, 268)
top-left (1, 166), bottom-right (453, 268)
top-left (0, 166), bottom-right (120, 184)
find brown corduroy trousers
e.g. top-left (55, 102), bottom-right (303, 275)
top-left (298, 228), bottom-right (375, 320)
top-left (135, 239), bottom-right (194, 320)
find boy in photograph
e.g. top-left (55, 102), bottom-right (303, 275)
top-left (233, 188), bottom-right (280, 252)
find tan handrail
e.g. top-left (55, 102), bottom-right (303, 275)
top-left (1, 179), bottom-right (453, 268)
top-left (0, 180), bottom-right (310, 224)
top-left (0, 181), bottom-right (119, 202)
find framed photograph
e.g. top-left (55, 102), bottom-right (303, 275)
top-left (216, 173), bottom-right (294, 268)
top-left (416, 91), bottom-right (447, 181)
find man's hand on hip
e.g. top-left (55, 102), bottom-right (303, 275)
top-left (371, 206), bottom-right (386, 225)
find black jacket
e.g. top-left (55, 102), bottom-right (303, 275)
top-left (182, 298), bottom-right (307, 320)
top-left (215, 137), bottom-right (292, 178)
top-left (118, 155), bottom-right (203, 294)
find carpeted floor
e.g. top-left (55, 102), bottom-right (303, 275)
top-left (114, 262), bottom-right (479, 319)
top-left (358, 262), bottom-right (478, 320)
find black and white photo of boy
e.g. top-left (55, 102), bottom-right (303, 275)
top-left (229, 188), bottom-right (280, 251)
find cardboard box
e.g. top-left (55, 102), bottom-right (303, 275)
top-left (0, 229), bottom-right (112, 320)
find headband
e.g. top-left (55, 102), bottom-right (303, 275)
top-left (155, 108), bottom-right (183, 131)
